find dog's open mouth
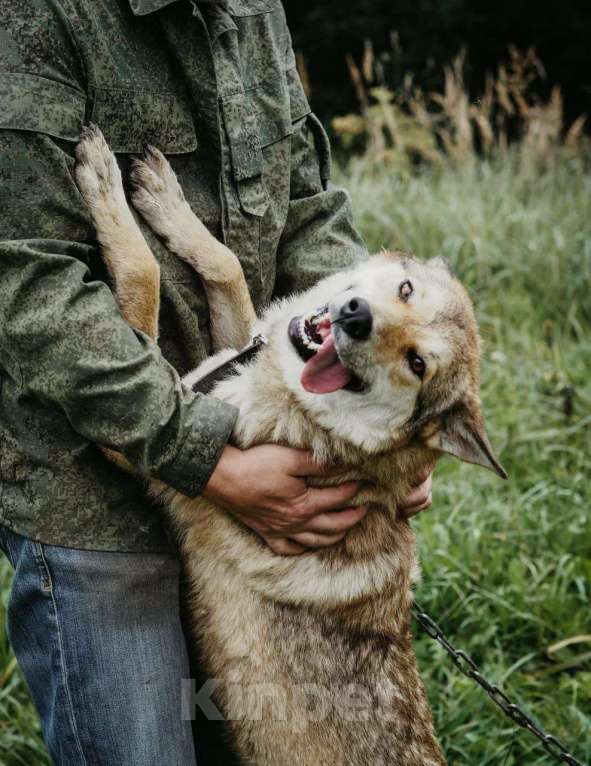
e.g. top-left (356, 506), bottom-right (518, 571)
top-left (288, 306), bottom-right (365, 394)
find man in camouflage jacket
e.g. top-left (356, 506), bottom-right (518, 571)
top-left (0, 1), bottom-right (433, 763)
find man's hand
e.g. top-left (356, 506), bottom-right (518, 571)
top-left (203, 444), bottom-right (368, 555)
top-left (203, 445), bottom-right (434, 555)
top-left (399, 471), bottom-right (433, 518)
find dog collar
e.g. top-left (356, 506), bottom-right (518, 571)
top-left (191, 334), bottom-right (268, 395)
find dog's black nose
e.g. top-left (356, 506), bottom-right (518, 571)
top-left (338, 297), bottom-right (373, 340)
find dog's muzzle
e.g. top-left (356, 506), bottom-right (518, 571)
top-left (288, 299), bottom-right (369, 394)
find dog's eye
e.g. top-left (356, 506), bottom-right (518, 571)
top-left (399, 279), bottom-right (413, 301)
top-left (407, 350), bottom-right (426, 379)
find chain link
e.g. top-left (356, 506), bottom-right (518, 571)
top-left (412, 603), bottom-right (586, 766)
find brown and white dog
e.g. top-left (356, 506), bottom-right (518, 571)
top-left (74, 126), bottom-right (506, 766)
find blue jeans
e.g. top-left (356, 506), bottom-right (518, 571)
top-left (0, 526), bottom-right (197, 765)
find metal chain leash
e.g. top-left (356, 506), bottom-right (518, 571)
top-left (412, 602), bottom-right (586, 766)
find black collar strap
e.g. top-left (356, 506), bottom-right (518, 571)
top-left (191, 334), bottom-right (268, 395)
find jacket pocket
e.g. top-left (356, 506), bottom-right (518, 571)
top-left (0, 73), bottom-right (86, 141)
top-left (0, 75), bottom-right (199, 156)
top-left (90, 87), bottom-right (198, 155)
top-left (221, 90), bottom-right (269, 217)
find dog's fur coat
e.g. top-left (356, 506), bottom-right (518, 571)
top-left (74, 126), bottom-right (506, 766)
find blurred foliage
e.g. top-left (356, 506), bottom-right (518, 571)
top-left (330, 42), bottom-right (588, 170)
top-left (283, 0), bottom-right (591, 131)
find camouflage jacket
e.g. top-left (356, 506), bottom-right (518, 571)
top-left (0, 0), bottom-right (366, 552)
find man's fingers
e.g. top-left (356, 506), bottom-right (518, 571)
top-left (263, 535), bottom-right (307, 556)
top-left (401, 494), bottom-right (432, 518)
top-left (289, 531), bottom-right (348, 548)
top-left (304, 482), bottom-right (360, 515)
top-left (301, 505), bottom-right (369, 534)
top-left (287, 448), bottom-right (338, 478)
top-left (399, 474), bottom-right (433, 513)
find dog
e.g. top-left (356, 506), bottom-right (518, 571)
top-left (74, 125), bottom-right (506, 766)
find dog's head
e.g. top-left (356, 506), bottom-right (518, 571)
top-left (280, 251), bottom-right (506, 477)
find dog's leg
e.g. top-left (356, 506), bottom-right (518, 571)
top-left (129, 146), bottom-right (256, 352)
top-left (75, 125), bottom-right (162, 474)
top-left (75, 125), bottom-right (161, 342)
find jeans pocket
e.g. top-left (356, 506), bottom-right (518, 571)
top-left (33, 542), bottom-right (53, 593)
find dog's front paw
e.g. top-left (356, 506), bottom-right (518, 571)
top-left (130, 145), bottom-right (241, 285)
top-left (74, 124), bottom-right (126, 213)
top-left (130, 146), bottom-right (192, 248)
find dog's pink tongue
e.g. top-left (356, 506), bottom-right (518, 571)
top-left (301, 333), bottom-right (351, 393)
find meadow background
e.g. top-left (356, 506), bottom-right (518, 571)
top-left (2, 22), bottom-right (591, 766)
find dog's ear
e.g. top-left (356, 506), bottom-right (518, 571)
top-left (432, 396), bottom-right (507, 479)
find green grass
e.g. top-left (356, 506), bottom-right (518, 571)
top-left (1, 149), bottom-right (590, 764)
top-left (0, 566), bottom-right (50, 766)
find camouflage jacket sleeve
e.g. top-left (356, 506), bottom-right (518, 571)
top-left (274, 41), bottom-right (368, 297)
top-left (0, 6), bottom-right (237, 500)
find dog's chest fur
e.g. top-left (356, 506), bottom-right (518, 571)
top-left (187, 555), bottom-right (444, 765)
top-left (156, 344), bottom-right (446, 764)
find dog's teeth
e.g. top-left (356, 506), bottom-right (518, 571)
top-left (298, 316), bottom-right (311, 348)
top-left (309, 308), bottom-right (329, 329)
top-left (297, 311), bottom-right (325, 352)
